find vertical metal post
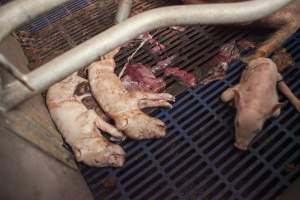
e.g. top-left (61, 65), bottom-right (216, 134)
top-left (116, 0), bottom-right (133, 23)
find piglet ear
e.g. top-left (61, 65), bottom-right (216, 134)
top-left (234, 89), bottom-right (244, 110)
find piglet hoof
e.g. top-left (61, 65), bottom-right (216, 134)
top-left (234, 142), bottom-right (248, 151)
top-left (154, 93), bottom-right (176, 102)
top-left (138, 99), bottom-right (173, 109)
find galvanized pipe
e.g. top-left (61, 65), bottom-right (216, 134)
top-left (0, 0), bottom-right (70, 93)
top-left (1, 0), bottom-right (292, 111)
top-left (116, 0), bottom-right (133, 24)
top-left (0, 54), bottom-right (33, 90)
top-left (0, 0), bottom-right (70, 42)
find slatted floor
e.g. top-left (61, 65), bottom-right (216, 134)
top-left (9, 0), bottom-right (300, 199)
top-left (80, 31), bottom-right (300, 200)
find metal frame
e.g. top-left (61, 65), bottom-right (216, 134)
top-left (0, 0), bottom-right (69, 95)
top-left (0, 0), bottom-right (292, 112)
top-left (116, 0), bottom-right (133, 24)
top-left (0, 0), bottom-right (70, 43)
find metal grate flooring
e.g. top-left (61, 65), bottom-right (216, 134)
top-left (12, 0), bottom-right (300, 199)
top-left (80, 30), bottom-right (300, 200)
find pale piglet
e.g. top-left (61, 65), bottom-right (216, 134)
top-left (88, 48), bottom-right (175, 140)
top-left (47, 72), bottom-right (126, 167)
top-left (221, 58), bottom-right (284, 150)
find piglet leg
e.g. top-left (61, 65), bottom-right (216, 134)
top-left (132, 91), bottom-right (175, 102)
top-left (132, 92), bottom-right (175, 109)
top-left (221, 86), bottom-right (239, 103)
top-left (139, 99), bottom-right (173, 109)
top-left (96, 117), bottom-right (125, 140)
top-left (75, 110), bottom-right (125, 167)
top-left (278, 80), bottom-right (300, 112)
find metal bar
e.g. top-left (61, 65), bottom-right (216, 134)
top-left (0, 54), bottom-right (34, 90)
top-left (0, 0), bottom-right (292, 111)
top-left (0, 0), bottom-right (70, 93)
top-left (116, 0), bottom-right (133, 24)
top-left (0, 0), bottom-right (70, 43)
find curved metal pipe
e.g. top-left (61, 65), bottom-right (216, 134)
top-left (0, 0), bottom-right (70, 43)
top-left (116, 0), bottom-right (133, 23)
top-left (1, 0), bottom-right (292, 111)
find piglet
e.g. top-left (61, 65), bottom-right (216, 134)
top-left (88, 48), bottom-right (175, 140)
top-left (221, 58), bottom-right (284, 150)
top-left (47, 72), bottom-right (126, 167)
